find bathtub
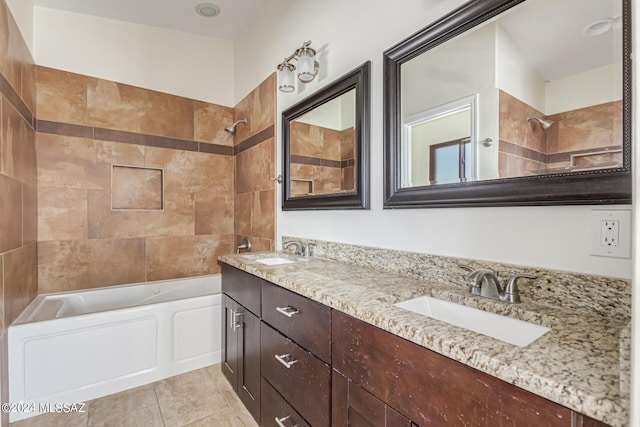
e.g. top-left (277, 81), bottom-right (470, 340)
top-left (8, 275), bottom-right (221, 422)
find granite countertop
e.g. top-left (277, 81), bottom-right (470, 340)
top-left (219, 251), bottom-right (628, 426)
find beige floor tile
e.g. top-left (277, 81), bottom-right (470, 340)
top-left (183, 407), bottom-right (253, 427)
top-left (154, 368), bottom-right (230, 427)
top-left (88, 384), bottom-right (158, 423)
top-left (8, 409), bottom-right (89, 427)
top-left (88, 404), bottom-right (163, 427)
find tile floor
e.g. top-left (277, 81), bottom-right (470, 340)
top-left (8, 365), bottom-right (258, 427)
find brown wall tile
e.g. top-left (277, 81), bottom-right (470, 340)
top-left (195, 193), bottom-right (234, 236)
top-left (87, 79), bottom-right (195, 140)
top-left (251, 190), bottom-right (274, 239)
top-left (0, 4), bottom-right (23, 96)
top-left (2, 96), bottom-right (36, 185)
top-left (96, 139), bottom-right (145, 165)
top-left (36, 66), bottom-right (89, 125)
top-left (142, 191), bottom-right (195, 237)
top-left (21, 59), bottom-right (36, 116)
top-left (22, 183), bottom-right (37, 245)
top-left (145, 234), bottom-right (234, 281)
top-left (38, 239), bottom-right (146, 293)
top-left (194, 101), bottom-right (234, 146)
top-left (550, 101), bottom-right (622, 153)
top-left (234, 192), bottom-right (252, 237)
top-left (0, 174), bottom-right (22, 252)
top-left (38, 187), bottom-right (88, 241)
top-left (3, 243), bottom-right (37, 325)
top-left (37, 133), bottom-right (109, 189)
top-left (233, 91), bottom-right (253, 144)
top-left (235, 138), bottom-right (274, 194)
top-left (87, 189), bottom-right (150, 239)
top-left (252, 74), bottom-right (275, 135)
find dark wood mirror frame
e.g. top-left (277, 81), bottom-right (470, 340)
top-left (283, 61), bottom-right (370, 210)
top-left (383, 0), bottom-right (632, 208)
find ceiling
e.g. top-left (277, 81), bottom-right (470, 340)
top-left (497, 0), bottom-right (622, 80)
top-left (32, 0), bottom-right (265, 40)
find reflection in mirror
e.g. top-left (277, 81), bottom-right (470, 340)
top-left (383, 0), bottom-right (630, 207)
top-left (402, 96), bottom-right (476, 186)
top-left (400, 0), bottom-right (622, 187)
top-left (289, 89), bottom-right (356, 196)
top-left (283, 61), bottom-right (370, 210)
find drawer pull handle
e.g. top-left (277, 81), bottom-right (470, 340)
top-left (276, 306), bottom-right (300, 318)
top-left (275, 353), bottom-right (298, 369)
top-left (230, 310), bottom-right (243, 331)
top-left (275, 415), bottom-right (297, 427)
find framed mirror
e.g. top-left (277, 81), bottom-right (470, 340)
top-left (384, 0), bottom-right (631, 208)
top-left (283, 61), bottom-right (370, 210)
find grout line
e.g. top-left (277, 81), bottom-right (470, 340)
top-left (151, 380), bottom-right (167, 427)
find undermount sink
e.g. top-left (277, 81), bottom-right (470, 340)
top-left (254, 257), bottom-right (296, 266)
top-left (394, 296), bottom-right (550, 347)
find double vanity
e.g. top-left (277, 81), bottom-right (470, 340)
top-left (218, 243), bottom-right (629, 427)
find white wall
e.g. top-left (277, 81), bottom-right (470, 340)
top-left (6, 0), bottom-right (33, 55)
top-left (33, 7), bottom-right (235, 106)
top-left (297, 90), bottom-right (355, 130)
top-left (495, 23), bottom-right (546, 113)
top-left (235, 0), bottom-right (632, 280)
top-left (545, 63), bottom-right (623, 115)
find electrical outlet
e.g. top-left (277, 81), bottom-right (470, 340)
top-left (601, 220), bottom-right (619, 247)
top-left (590, 210), bottom-right (631, 258)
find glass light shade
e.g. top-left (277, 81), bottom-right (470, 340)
top-left (297, 48), bottom-right (317, 83)
top-left (278, 63), bottom-right (295, 92)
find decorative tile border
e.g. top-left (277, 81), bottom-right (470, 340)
top-left (0, 72), bottom-right (34, 129)
top-left (37, 120), bottom-right (234, 156)
top-left (283, 236), bottom-right (631, 320)
top-left (234, 125), bottom-right (275, 155)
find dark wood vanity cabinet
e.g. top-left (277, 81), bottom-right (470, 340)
top-left (221, 265), bottom-right (262, 424)
top-left (332, 310), bottom-right (575, 427)
top-left (220, 264), bottom-right (613, 427)
top-left (332, 369), bottom-right (411, 427)
top-left (261, 280), bottom-right (332, 427)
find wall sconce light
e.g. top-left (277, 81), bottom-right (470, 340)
top-left (277, 40), bottom-right (319, 92)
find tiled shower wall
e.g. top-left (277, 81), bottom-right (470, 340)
top-left (233, 75), bottom-right (276, 252)
top-left (36, 68), bottom-right (275, 294)
top-left (498, 90), bottom-right (622, 177)
top-left (0, 0), bottom-right (37, 422)
top-left (289, 122), bottom-right (355, 196)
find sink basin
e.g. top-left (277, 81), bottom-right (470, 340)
top-left (394, 296), bottom-right (550, 347)
top-left (255, 257), bottom-right (296, 266)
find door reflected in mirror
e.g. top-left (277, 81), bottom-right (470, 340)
top-left (402, 96), bottom-right (476, 186)
top-left (289, 89), bottom-right (356, 196)
top-left (400, 0), bottom-right (623, 188)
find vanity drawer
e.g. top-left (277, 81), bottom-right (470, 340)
top-left (261, 323), bottom-right (330, 427)
top-left (261, 376), bottom-right (311, 427)
top-left (221, 264), bottom-right (261, 316)
top-left (262, 280), bottom-right (331, 363)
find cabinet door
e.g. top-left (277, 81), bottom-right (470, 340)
top-left (332, 370), bottom-right (411, 427)
top-left (221, 294), bottom-right (239, 389)
top-left (333, 310), bottom-right (572, 427)
top-left (237, 307), bottom-right (261, 424)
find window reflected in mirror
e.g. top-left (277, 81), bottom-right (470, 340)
top-left (289, 89), bottom-right (356, 196)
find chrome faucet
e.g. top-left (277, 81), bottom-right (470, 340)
top-left (461, 266), bottom-right (536, 304)
top-left (283, 240), bottom-right (303, 256)
top-left (283, 241), bottom-right (315, 257)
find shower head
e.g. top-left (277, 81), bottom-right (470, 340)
top-left (225, 118), bottom-right (248, 135)
top-left (527, 116), bottom-right (553, 130)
